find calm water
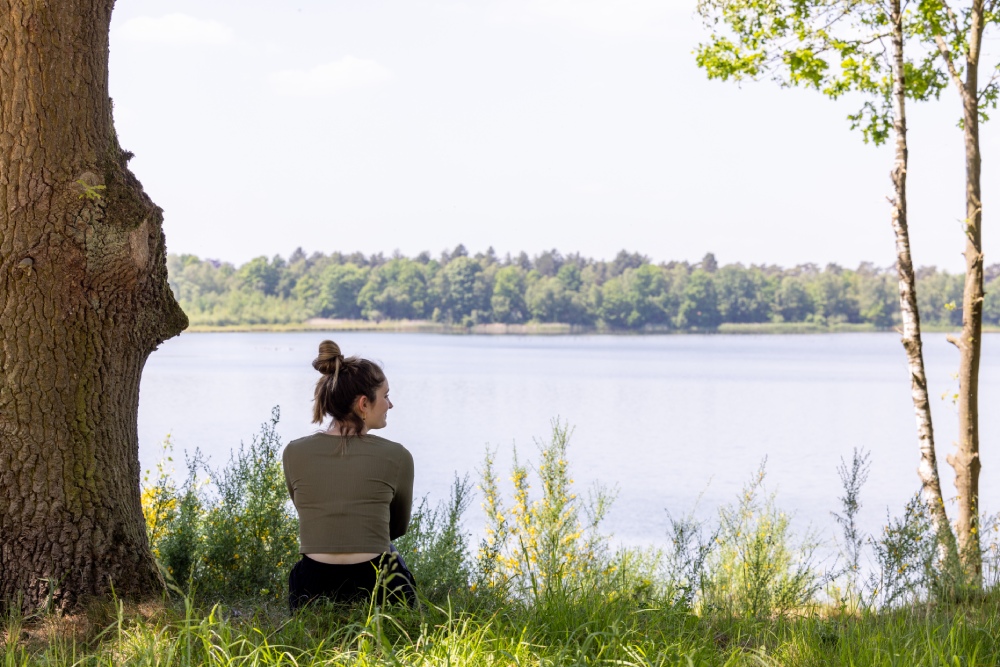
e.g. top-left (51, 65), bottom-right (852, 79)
top-left (138, 332), bottom-right (1000, 552)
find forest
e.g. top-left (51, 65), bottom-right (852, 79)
top-left (167, 246), bottom-right (1000, 330)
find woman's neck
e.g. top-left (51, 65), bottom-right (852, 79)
top-left (326, 422), bottom-right (368, 436)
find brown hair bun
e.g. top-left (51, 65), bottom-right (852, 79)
top-left (313, 340), bottom-right (343, 376)
top-left (311, 341), bottom-right (387, 436)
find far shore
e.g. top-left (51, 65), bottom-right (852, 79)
top-left (182, 318), bottom-right (992, 335)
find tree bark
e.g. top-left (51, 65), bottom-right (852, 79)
top-left (0, 0), bottom-right (187, 612)
top-left (926, 0), bottom-right (987, 581)
top-left (927, 0), bottom-right (987, 583)
top-left (888, 0), bottom-right (957, 558)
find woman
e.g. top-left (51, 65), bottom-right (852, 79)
top-left (283, 340), bottom-right (416, 611)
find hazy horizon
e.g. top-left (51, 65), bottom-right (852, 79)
top-left (169, 245), bottom-right (984, 273)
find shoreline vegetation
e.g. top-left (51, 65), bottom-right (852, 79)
top-left (8, 415), bottom-right (999, 664)
top-left (184, 317), bottom-right (1000, 334)
top-left (168, 246), bottom-right (1000, 334)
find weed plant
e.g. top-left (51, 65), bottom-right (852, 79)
top-left (830, 447), bottom-right (870, 606)
top-left (393, 475), bottom-right (474, 602)
top-left (826, 450), bottom-right (982, 610)
top-left (474, 420), bottom-right (665, 610)
top-left (141, 408), bottom-right (298, 605)
top-left (696, 460), bottom-right (821, 619)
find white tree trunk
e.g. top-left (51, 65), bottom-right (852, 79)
top-left (888, 0), bottom-right (956, 554)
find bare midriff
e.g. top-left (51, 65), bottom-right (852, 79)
top-left (305, 552), bottom-right (381, 565)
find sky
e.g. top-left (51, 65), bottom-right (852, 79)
top-left (107, 0), bottom-right (1000, 272)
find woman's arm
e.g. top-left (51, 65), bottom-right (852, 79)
top-left (281, 449), bottom-right (295, 502)
top-left (389, 448), bottom-right (414, 540)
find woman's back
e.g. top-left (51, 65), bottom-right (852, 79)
top-left (283, 432), bottom-right (413, 554)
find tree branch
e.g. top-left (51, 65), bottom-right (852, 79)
top-left (934, 33), bottom-right (967, 92)
top-left (938, 0), bottom-right (963, 36)
top-left (977, 67), bottom-right (1000, 102)
top-left (858, 31), bottom-right (893, 46)
top-left (818, 0), bottom-right (867, 34)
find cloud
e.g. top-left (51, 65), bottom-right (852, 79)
top-left (269, 57), bottom-right (392, 98)
top-left (118, 14), bottom-right (234, 45)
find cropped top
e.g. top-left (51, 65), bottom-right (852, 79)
top-left (282, 433), bottom-right (414, 554)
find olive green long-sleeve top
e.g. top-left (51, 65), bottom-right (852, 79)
top-left (282, 433), bottom-right (414, 554)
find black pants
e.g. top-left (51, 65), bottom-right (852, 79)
top-left (288, 553), bottom-right (417, 612)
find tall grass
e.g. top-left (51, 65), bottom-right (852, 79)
top-left (5, 418), bottom-right (1000, 665)
top-left (5, 586), bottom-right (1000, 665)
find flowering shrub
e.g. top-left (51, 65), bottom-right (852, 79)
top-left (142, 408), bottom-right (298, 603)
top-left (198, 407), bottom-right (299, 602)
top-left (141, 438), bottom-right (206, 588)
top-left (477, 420), bottom-right (617, 602)
top-left (700, 461), bottom-right (820, 618)
top-left (141, 437), bottom-right (179, 561)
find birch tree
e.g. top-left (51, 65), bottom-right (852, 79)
top-left (696, 0), bottom-right (962, 567)
top-left (1, 1), bottom-right (187, 612)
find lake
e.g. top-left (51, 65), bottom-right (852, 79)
top-left (138, 331), bottom-right (1000, 557)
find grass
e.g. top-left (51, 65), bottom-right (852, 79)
top-left (5, 590), bottom-right (1000, 666)
top-left (8, 423), bottom-right (1000, 665)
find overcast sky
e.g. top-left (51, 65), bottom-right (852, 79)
top-left (107, 0), bottom-right (1000, 272)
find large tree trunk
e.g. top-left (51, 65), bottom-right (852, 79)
top-left (948, 9), bottom-right (985, 579)
top-left (0, 0), bottom-right (187, 612)
top-left (888, 0), bottom-right (956, 557)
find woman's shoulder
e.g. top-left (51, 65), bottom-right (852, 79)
top-left (283, 432), bottom-right (330, 459)
top-left (362, 433), bottom-right (405, 449)
top-left (362, 434), bottom-right (412, 458)
top-left (286, 432), bottom-right (328, 448)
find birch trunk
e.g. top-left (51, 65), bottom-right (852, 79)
top-left (0, 0), bottom-right (187, 612)
top-left (889, 0), bottom-right (956, 555)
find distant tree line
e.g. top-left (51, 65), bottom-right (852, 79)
top-left (166, 247), bottom-right (1000, 329)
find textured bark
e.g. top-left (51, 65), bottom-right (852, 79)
top-left (888, 0), bottom-right (956, 558)
top-left (951, 39), bottom-right (985, 580)
top-left (930, 0), bottom-right (987, 580)
top-left (0, 0), bottom-right (187, 612)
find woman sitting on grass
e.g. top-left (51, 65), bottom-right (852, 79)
top-left (282, 339), bottom-right (416, 611)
